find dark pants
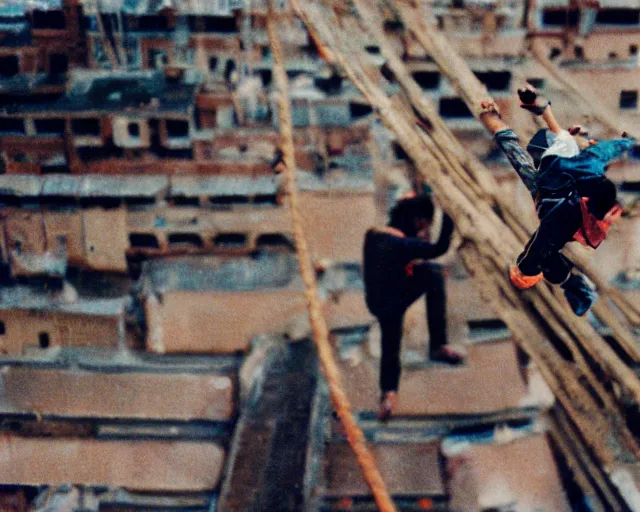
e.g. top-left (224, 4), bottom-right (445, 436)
top-left (518, 179), bottom-right (617, 282)
top-left (517, 197), bottom-right (581, 282)
top-left (371, 263), bottom-right (447, 393)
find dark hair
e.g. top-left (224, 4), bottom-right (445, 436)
top-left (526, 128), bottom-right (554, 168)
top-left (388, 196), bottom-right (434, 236)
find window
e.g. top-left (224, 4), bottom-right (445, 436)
top-left (71, 118), bottom-right (100, 136)
top-left (349, 102), bottom-right (373, 119)
top-left (256, 233), bottom-right (294, 252)
top-left (49, 53), bottom-right (68, 73)
top-left (124, 197), bottom-right (155, 207)
top-left (210, 194), bottom-right (250, 206)
top-left (41, 163), bottom-right (70, 174)
top-left (620, 90), bottom-right (638, 109)
top-left (224, 59), bottom-right (236, 82)
top-left (38, 332), bottom-right (50, 348)
top-left (0, 321), bottom-right (5, 335)
top-left (77, 147), bottom-right (116, 161)
top-left (596, 9), bottom-right (640, 25)
top-left (199, 15), bottom-right (238, 33)
top-left (208, 56), bottom-right (218, 71)
top-left (365, 45), bottom-right (381, 55)
top-left (156, 148), bottom-right (193, 159)
top-left (129, 233), bottom-right (160, 249)
top-left (170, 196), bottom-right (200, 206)
top-left (383, 20), bottom-right (403, 31)
top-left (0, 56), bottom-right (19, 78)
top-left (213, 233), bottom-right (247, 248)
top-left (0, 119), bottom-right (25, 134)
top-left (392, 142), bottom-right (409, 161)
top-left (168, 233), bottom-right (203, 248)
top-left (630, 45), bottom-right (638, 57)
top-left (412, 71), bottom-right (440, 90)
top-left (166, 120), bottom-right (189, 137)
top-left (574, 45), bottom-right (584, 60)
top-left (32, 10), bottom-right (66, 29)
top-left (609, 51), bottom-right (618, 60)
top-left (258, 69), bottom-right (272, 87)
top-left (35, 119), bottom-right (65, 135)
top-left (253, 194), bottom-right (278, 206)
top-left (128, 123), bottom-right (140, 137)
top-left (548, 47), bottom-right (562, 60)
top-left (439, 98), bottom-right (473, 118)
top-left (132, 15), bottom-right (169, 31)
top-left (542, 9), bottom-right (579, 26)
top-left (474, 71), bottom-right (511, 91)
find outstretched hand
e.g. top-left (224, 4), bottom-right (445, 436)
top-left (480, 100), bottom-right (501, 117)
top-left (518, 85), bottom-right (550, 116)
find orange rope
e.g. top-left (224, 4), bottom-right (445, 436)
top-left (266, 8), bottom-right (397, 512)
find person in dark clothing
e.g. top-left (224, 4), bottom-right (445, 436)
top-left (480, 85), bottom-right (635, 316)
top-left (363, 195), bottom-right (463, 421)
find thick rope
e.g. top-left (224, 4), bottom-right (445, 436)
top-left (292, 0), bottom-right (640, 480)
top-left (266, 9), bottom-right (398, 512)
top-left (393, 0), bottom-right (640, 329)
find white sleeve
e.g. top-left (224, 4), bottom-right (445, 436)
top-left (541, 130), bottom-right (580, 160)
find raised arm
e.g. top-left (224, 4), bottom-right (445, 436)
top-left (480, 100), bottom-right (539, 197)
top-left (518, 85), bottom-right (563, 134)
top-left (396, 215), bottom-right (455, 261)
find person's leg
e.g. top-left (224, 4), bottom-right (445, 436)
top-left (377, 310), bottom-right (404, 421)
top-left (411, 263), bottom-right (464, 363)
top-left (516, 198), bottom-right (582, 277)
top-left (541, 252), bottom-right (573, 285)
top-left (378, 311), bottom-right (404, 395)
top-left (525, 219), bottom-right (597, 316)
top-left (422, 264), bottom-right (446, 356)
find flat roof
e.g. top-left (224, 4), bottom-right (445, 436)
top-left (141, 253), bottom-right (303, 292)
top-left (6, 70), bottom-right (199, 116)
top-left (0, 286), bottom-right (126, 315)
top-left (0, 175), bottom-right (169, 198)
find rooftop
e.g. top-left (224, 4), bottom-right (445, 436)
top-left (3, 70), bottom-right (200, 115)
top-left (140, 253), bottom-right (302, 293)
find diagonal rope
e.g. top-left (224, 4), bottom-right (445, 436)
top-left (291, 2), bottom-right (640, 501)
top-left (266, 7), bottom-right (397, 512)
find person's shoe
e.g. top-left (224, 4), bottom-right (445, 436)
top-left (430, 345), bottom-right (465, 365)
top-left (561, 273), bottom-right (598, 316)
top-left (509, 265), bottom-right (543, 290)
top-left (377, 391), bottom-right (397, 422)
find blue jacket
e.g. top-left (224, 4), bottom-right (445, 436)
top-left (536, 138), bottom-right (636, 195)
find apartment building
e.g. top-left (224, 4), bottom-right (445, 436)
top-left (0, 0), bottom-right (635, 510)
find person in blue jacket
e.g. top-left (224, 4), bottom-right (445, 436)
top-left (479, 85), bottom-right (635, 315)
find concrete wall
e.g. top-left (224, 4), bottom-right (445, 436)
top-left (145, 289), bottom-right (307, 353)
top-left (0, 310), bottom-right (121, 355)
top-left (448, 434), bottom-right (571, 511)
top-left (302, 192), bottom-right (376, 263)
top-left (0, 436), bottom-right (225, 492)
top-left (0, 367), bottom-right (235, 420)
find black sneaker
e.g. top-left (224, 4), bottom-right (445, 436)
top-left (430, 346), bottom-right (465, 365)
top-left (561, 274), bottom-right (598, 316)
